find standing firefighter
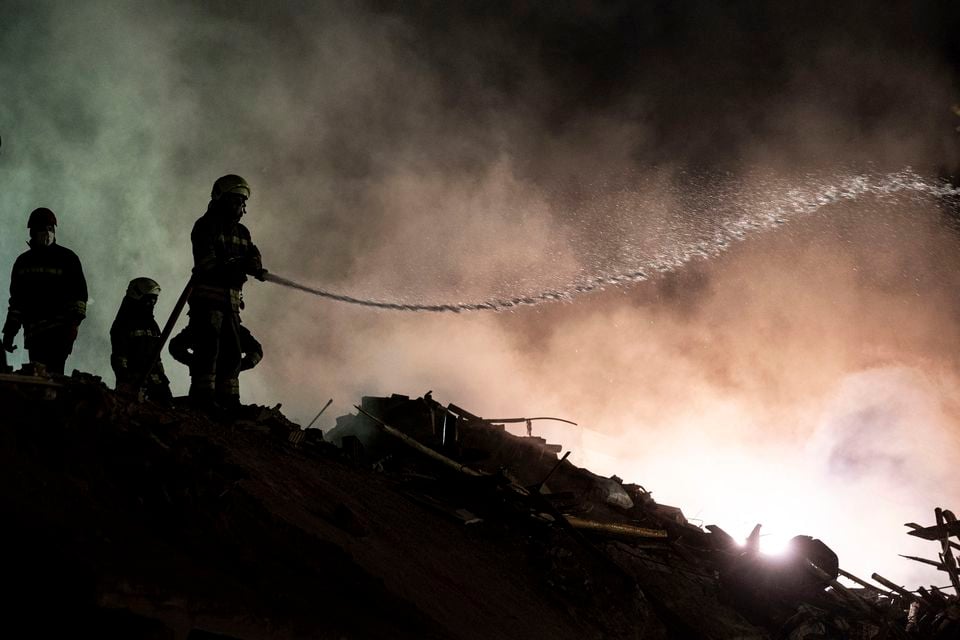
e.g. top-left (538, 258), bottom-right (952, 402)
top-left (187, 174), bottom-right (266, 409)
top-left (2, 208), bottom-right (88, 374)
top-left (110, 277), bottom-right (172, 402)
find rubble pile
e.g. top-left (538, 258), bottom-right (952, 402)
top-left (0, 372), bottom-right (957, 639)
top-left (328, 392), bottom-right (960, 640)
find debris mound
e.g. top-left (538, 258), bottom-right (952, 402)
top-left (0, 374), bottom-right (956, 639)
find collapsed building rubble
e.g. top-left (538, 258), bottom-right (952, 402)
top-left (328, 392), bottom-right (960, 640)
top-left (0, 370), bottom-right (957, 639)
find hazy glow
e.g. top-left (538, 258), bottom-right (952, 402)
top-left (573, 365), bottom-right (960, 587)
top-left (3, 2), bottom-right (960, 594)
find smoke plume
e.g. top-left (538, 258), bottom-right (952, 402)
top-left (3, 1), bottom-right (960, 588)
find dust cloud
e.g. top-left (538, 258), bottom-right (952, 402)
top-left (2, 1), bottom-right (960, 588)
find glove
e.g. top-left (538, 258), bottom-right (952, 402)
top-left (2, 333), bottom-right (15, 353)
top-left (241, 253), bottom-right (264, 277)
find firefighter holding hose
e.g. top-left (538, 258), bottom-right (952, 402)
top-left (186, 174), bottom-right (267, 410)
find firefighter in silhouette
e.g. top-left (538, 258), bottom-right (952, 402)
top-left (169, 319), bottom-right (262, 407)
top-left (110, 277), bottom-right (172, 402)
top-left (187, 174), bottom-right (266, 409)
top-left (2, 208), bottom-right (88, 374)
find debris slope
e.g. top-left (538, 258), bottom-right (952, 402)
top-left (0, 376), bottom-right (956, 639)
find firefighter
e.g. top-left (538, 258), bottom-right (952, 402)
top-left (186, 174), bottom-right (266, 409)
top-left (110, 277), bottom-right (172, 402)
top-left (169, 320), bottom-right (263, 407)
top-left (2, 208), bottom-right (88, 375)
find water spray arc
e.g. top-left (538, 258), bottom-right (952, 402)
top-left (264, 171), bottom-right (960, 313)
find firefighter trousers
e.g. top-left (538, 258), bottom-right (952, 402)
top-left (186, 306), bottom-right (242, 407)
top-left (26, 324), bottom-right (76, 375)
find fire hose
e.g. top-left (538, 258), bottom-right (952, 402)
top-left (135, 265), bottom-right (636, 396)
top-left (258, 269), bottom-right (668, 312)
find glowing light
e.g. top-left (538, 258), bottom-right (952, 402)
top-left (573, 366), bottom-right (960, 589)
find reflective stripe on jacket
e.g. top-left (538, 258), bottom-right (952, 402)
top-left (189, 209), bottom-right (261, 313)
top-left (110, 297), bottom-right (166, 383)
top-left (3, 243), bottom-right (87, 345)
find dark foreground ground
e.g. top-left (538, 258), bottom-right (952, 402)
top-left (0, 373), bottom-right (955, 639)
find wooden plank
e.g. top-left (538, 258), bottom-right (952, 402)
top-left (935, 508), bottom-right (960, 594)
top-left (871, 573), bottom-right (922, 604)
top-left (355, 405), bottom-right (484, 477)
top-left (565, 515), bottom-right (668, 539)
top-left (446, 403), bottom-right (481, 421)
top-left (905, 519), bottom-right (960, 541)
top-left (805, 561), bottom-right (874, 614)
top-left (898, 554), bottom-right (947, 571)
top-left (838, 568), bottom-right (884, 593)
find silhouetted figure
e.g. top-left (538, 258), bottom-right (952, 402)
top-left (186, 174), bottom-right (266, 410)
top-left (110, 277), bottom-right (172, 402)
top-left (169, 320), bottom-right (262, 407)
top-left (2, 208), bottom-right (87, 374)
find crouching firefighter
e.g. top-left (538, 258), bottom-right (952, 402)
top-left (186, 174), bottom-right (267, 410)
top-left (169, 320), bottom-right (262, 406)
top-left (110, 277), bottom-right (172, 402)
top-left (2, 208), bottom-right (88, 374)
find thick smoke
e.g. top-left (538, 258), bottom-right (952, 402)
top-left (3, 1), bottom-right (960, 588)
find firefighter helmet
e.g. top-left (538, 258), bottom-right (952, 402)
top-left (211, 174), bottom-right (251, 200)
top-left (126, 277), bottom-right (161, 301)
top-left (27, 207), bottom-right (57, 229)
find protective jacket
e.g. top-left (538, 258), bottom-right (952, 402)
top-left (189, 206), bottom-right (262, 313)
top-left (3, 243), bottom-right (87, 349)
top-left (110, 297), bottom-right (169, 390)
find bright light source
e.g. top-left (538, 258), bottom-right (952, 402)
top-left (759, 532), bottom-right (794, 557)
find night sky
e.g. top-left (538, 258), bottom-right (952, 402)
top-left (3, 1), bottom-right (960, 588)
